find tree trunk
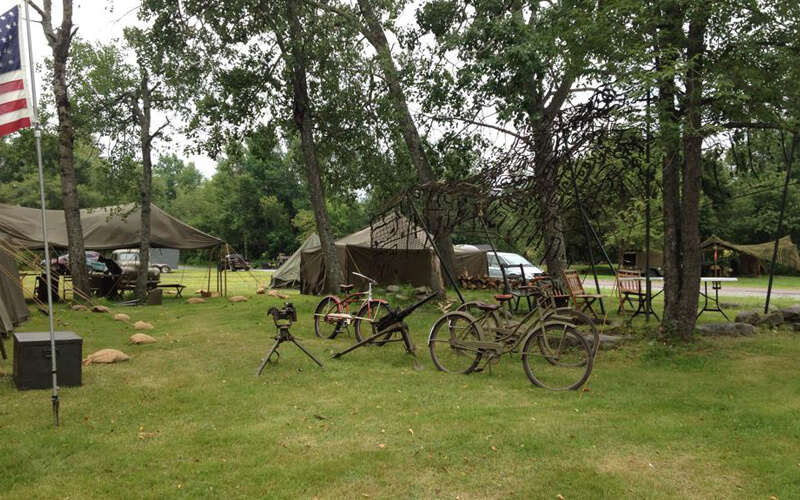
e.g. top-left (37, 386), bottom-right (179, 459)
top-left (673, 10), bottom-right (708, 338)
top-left (657, 1), bottom-right (703, 339)
top-left (286, 0), bottom-right (344, 293)
top-left (355, 0), bottom-right (451, 294)
top-left (136, 71), bottom-right (153, 303)
top-left (531, 122), bottom-right (568, 282)
top-left (51, 26), bottom-right (89, 298)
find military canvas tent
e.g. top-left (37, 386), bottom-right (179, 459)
top-left (701, 235), bottom-right (800, 277)
top-left (270, 233), bottom-right (320, 289)
top-left (0, 203), bottom-right (223, 250)
top-left (299, 215), bottom-right (487, 295)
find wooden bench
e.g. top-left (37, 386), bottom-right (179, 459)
top-left (156, 284), bottom-right (186, 297)
top-left (562, 269), bottom-right (604, 319)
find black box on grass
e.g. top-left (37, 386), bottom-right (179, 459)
top-left (13, 331), bottom-right (82, 390)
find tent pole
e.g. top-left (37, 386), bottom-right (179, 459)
top-left (569, 162), bottom-right (610, 314)
top-left (644, 87), bottom-right (652, 323)
top-left (25, 0), bottom-right (59, 426)
top-left (765, 132), bottom-right (798, 314)
top-left (407, 194), bottom-right (464, 304)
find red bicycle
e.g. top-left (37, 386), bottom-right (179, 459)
top-left (313, 272), bottom-right (391, 342)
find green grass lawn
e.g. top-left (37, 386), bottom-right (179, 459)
top-left (1, 269), bottom-right (799, 499)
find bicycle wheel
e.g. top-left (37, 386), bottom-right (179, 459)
top-left (354, 300), bottom-right (392, 344)
top-left (314, 296), bottom-right (344, 339)
top-left (521, 323), bottom-right (592, 390)
top-left (429, 311), bottom-right (483, 374)
top-left (554, 308), bottom-right (600, 359)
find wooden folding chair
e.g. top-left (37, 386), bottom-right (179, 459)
top-left (616, 269), bottom-right (652, 319)
top-left (562, 269), bottom-right (604, 319)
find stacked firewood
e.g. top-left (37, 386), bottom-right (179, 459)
top-left (458, 271), bottom-right (523, 291)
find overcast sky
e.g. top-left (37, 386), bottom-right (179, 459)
top-left (9, 0), bottom-right (218, 176)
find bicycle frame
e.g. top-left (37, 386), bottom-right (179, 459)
top-left (429, 283), bottom-right (576, 360)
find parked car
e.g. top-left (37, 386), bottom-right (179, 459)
top-left (220, 253), bottom-right (251, 271)
top-left (110, 249), bottom-right (172, 274)
top-left (41, 251), bottom-right (103, 275)
top-left (487, 252), bottom-right (543, 280)
top-left (110, 250), bottom-right (162, 282)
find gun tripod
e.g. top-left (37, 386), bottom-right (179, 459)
top-left (332, 321), bottom-right (422, 370)
top-left (256, 304), bottom-right (325, 376)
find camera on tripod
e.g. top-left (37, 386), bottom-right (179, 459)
top-left (268, 302), bottom-right (297, 325)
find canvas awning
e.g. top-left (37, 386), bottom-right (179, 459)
top-left (270, 233), bottom-right (320, 289)
top-left (701, 235), bottom-right (800, 271)
top-left (0, 203), bottom-right (223, 250)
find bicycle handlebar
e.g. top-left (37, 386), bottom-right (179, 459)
top-left (351, 271), bottom-right (377, 284)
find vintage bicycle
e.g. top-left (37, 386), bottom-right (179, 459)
top-left (428, 279), bottom-right (594, 390)
top-left (313, 272), bottom-right (391, 342)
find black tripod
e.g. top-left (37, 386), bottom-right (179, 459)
top-left (256, 303), bottom-right (325, 376)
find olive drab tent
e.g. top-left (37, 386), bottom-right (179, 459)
top-left (701, 235), bottom-right (800, 277)
top-left (0, 203), bottom-right (223, 250)
top-left (298, 214), bottom-right (488, 295)
top-left (0, 203), bottom-right (225, 337)
top-left (269, 233), bottom-right (320, 289)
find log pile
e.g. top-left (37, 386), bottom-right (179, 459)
top-left (458, 271), bottom-right (522, 291)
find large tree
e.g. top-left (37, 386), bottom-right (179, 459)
top-left (139, 0), bottom-right (362, 292)
top-left (30, 0), bottom-right (90, 296)
top-left (417, 0), bottom-right (613, 281)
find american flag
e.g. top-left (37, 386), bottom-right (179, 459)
top-left (0, 5), bottom-right (32, 137)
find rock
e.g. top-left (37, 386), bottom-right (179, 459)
top-left (91, 305), bottom-right (110, 313)
top-left (735, 309), bottom-right (761, 325)
top-left (779, 305), bottom-right (800, 323)
top-left (134, 321), bottom-right (154, 330)
top-left (756, 310), bottom-right (784, 328)
top-left (82, 349), bottom-right (131, 365)
top-left (719, 302), bottom-right (741, 309)
top-left (395, 294), bottom-right (409, 301)
top-left (229, 295), bottom-right (248, 303)
top-left (71, 304), bottom-right (89, 312)
top-left (114, 313), bottom-right (130, 322)
top-left (696, 322), bottom-right (757, 337)
top-left (386, 285), bottom-right (401, 293)
top-left (414, 286), bottom-right (433, 296)
top-left (782, 322), bottom-right (800, 332)
top-left (130, 333), bottom-right (157, 345)
top-left (186, 297), bottom-right (205, 304)
top-left (589, 334), bottom-right (624, 350)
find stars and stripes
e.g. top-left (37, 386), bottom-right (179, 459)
top-left (0, 5), bottom-right (32, 137)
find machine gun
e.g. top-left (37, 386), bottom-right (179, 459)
top-left (331, 292), bottom-right (438, 369)
top-left (255, 302), bottom-right (324, 376)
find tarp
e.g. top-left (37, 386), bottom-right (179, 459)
top-left (299, 214), bottom-right (488, 295)
top-left (270, 233), bottom-right (320, 289)
top-left (0, 249), bottom-right (29, 335)
top-left (0, 203), bottom-right (223, 250)
top-left (701, 235), bottom-right (800, 271)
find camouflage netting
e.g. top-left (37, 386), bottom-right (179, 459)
top-left (701, 235), bottom-right (800, 271)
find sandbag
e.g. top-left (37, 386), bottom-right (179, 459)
top-left (114, 313), bottom-right (131, 322)
top-left (134, 321), bottom-right (154, 330)
top-left (71, 304), bottom-right (89, 312)
top-left (186, 297), bottom-right (205, 304)
top-left (229, 295), bottom-right (248, 303)
top-left (268, 290), bottom-right (289, 300)
top-left (82, 349), bottom-right (131, 365)
top-left (91, 305), bottom-right (110, 313)
top-left (130, 333), bottom-right (157, 344)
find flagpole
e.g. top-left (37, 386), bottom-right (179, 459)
top-left (23, 0), bottom-right (59, 427)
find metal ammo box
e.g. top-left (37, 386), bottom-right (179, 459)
top-left (13, 331), bottom-right (83, 390)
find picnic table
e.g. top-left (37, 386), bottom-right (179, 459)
top-left (616, 276), bottom-right (738, 320)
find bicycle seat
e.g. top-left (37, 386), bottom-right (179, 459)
top-left (475, 302), bottom-right (500, 311)
top-left (339, 284), bottom-right (354, 292)
top-left (494, 294), bottom-right (514, 302)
